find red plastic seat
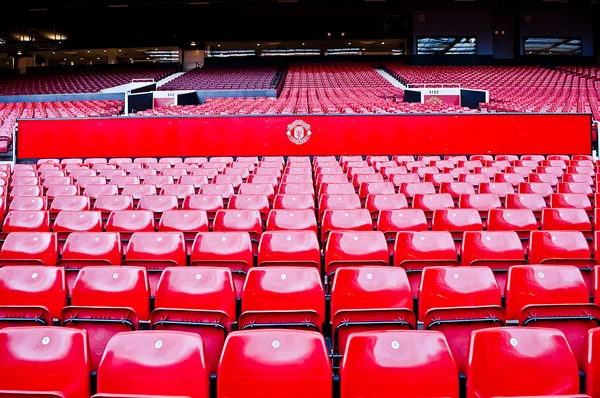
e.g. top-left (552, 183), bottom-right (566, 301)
top-left (529, 231), bottom-right (596, 293)
top-left (507, 265), bottom-right (600, 370)
top-left (564, 173), bottom-right (594, 185)
top-left (266, 208), bottom-right (317, 234)
top-left (358, 182), bottom-right (395, 203)
top-left (50, 196), bottom-right (90, 214)
top-left (331, 267), bottom-right (415, 355)
top-left (199, 184), bottom-right (235, 204)
top-left (321, 209), bottom-right (372, 243)
top-left (122, 185), bottom-right (157, 203)
top-left (217, 329), bottom-right (331, 398)
top-left (45, 185), bottom-right (80, 199)
top-left (412, 193), bottom-right (454, 222)
top-left (431, 209), bottom-right (483, 252)
top-left (228, 195), bottom-right (270, 222)
top-left (440, 182), bottom-right (475, 199)
top-left (42, 176), bottom-right (72, 189)
top-left (376, 209), bottom-right (428, 255)
top-left (57, 232), bottom-right (122, 293)
top-left (459, 173), bottom-right (490, 188)
top-left (179, 175), bottom-right (209, 189)
top-left (394, 231), bottom-right (459, 296)
top-left (143, 175), bottom-right (174, 190)
top-left (467, 328), bottom-right (579, 398)
top-left (318, 183), bottom-right (355, 197)
top-left (0, 327), bottom-right (90, 398)
top-left (458, 194), bottom-right (501, 221)
top-left (325, 231), bottom-right (388, 282)
top-left (506, 193), bottom-right (547, 221)
top-left (558, 182), bottom-right (594, 196)
top-left (63, 266), bottom-right (149, 371)
top-left (83, 184), bottom-right (118, 200)
top-left (152, 267), bottom-right (236, 375)
top-left (518, 182), bottom-right (554, 198)
top-left (75, 176), bottom-right (106, 189)
top-left (190, 232), bottom-right (253, 298)
top-left (53, 211), bottom-right (103, 249)
top-left (477, 182), bottom-right (515, 199)
top-left (461, 231), bottom-right (527, 296)
top-left (419, 266), bottom-right (504, 375)
top-left (96, 331), bottom-right (209, 398)
top-left (529, 173), bottom-right (559, 187)
top-left (340, 330), bottom-right (458, 398)
top-left (158, 210), bottom-right (209, 254)
top-left (550, 193), bottom-right (593, 213)
top-left (248, 174), bottom-right (279, 188)
top-left (122, 232), bottom-right (186, 296)
top-left (318, 194), bottom-right (361, 222)
top-left (105, 210), bottom-right (155, 247)
top-left (9, 186), bottom-right (42, 199)
top-left (0, 266), bottom-right (66, 326)
top-left (273, 194), bottom-right (315, 210)
top-left (239, 267), bottom-right (325, 332)
top-left (9, 197), bottom-right (47, 211)
top-left (587, 327), bottom-right (600, 397)
top-left (0, 232), bottom-right (57, 266)
top-left (494, 173), bottom-right (526, 187)
top-left (2, 211), bottom-right (50, 234)
top-left (93, 195), bottom-right (134, 218)
top-left (399, 182), bottom-right (435, 198)
top-left (541, 208), bottom-right (592, 237)
top-left (109, 176), bottom-right (140, 190)
top-left (137, 195), bottom-right (179, 219)
top-left (257, 231), bottom-right (320, 268)
top-left (424, 173), bottom-right (455, 189)
top-left (161, 184), bottom-right (195, 200)
top-left (278, 182), bottom-right (315, 196)
top-left (182, 194), bottom-right (224, 224)
top-left (213, 210), bottom-right (262, 252)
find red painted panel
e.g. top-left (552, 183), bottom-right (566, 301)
top-left (17, 114), bottom-right (591, 159)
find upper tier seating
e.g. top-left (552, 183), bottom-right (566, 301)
top-left (159, 66), bottom-right (280, 91)
top-left (0, 66), bottom-right (176, 95)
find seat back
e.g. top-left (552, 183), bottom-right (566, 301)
top-left (266, 209), bottom-right (318, 235)
top-left (240, 267), bottom-right (324, 331)
top-left (217, 330), bottom-right (331, 398)
top-left (467, 327), bottom-right (579, 398)
top-left (3, 211), bottom-right (50, 233)
top-left (340, 331), bottom-right (458, 398)
top-left (0, 327), bottom-right (90, 398)
top-left (258, 231), bottom-right (320, 268)
top-left (325, 231), bottom-right (388, 278)
top-left (97, 331), bottom-right (209, 398)
top-left (0, 232), bottom-right (58, 265)
top-left (0, 266), bottom-right (66, 324)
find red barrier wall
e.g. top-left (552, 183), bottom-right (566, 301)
top-left (17, 114), bottom-right (592, 159)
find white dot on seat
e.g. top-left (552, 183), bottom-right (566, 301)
top-left (29, 214), bottom-right (34, 218)
top-left (453, 273), bottom-right (459, 279)
top-left (113, 273), bottom-right (119, 279)
top-left (366, 273), bottom-right (373, 280)
top-left (538, 272), bottom-right (545, 278)
top-left (33, 237), bottom-right (38, 242)
top-left (42, 337), bottom-right (50, 345)
top-left (286, 236), bottom-right (292, 241)
top-left (155, 340), bottom-right (163, 349)
top-left (486, 236), bottom-right (491, 241)
top-left (551, 236), bottom-right (556, 241)
top-left (510, 338), bottom-right (518, 347)
top-left (420, 236), bottom-right (425, 241)
top-left (354, 236), bottom-right (359, 240)
top-left (272, 340), bottom-right (280, 348)
top-left (31, 272), bottom-right (38, 279)
top-left (196, 274), bottom-right (202, 280)
top-left (221, 237), bottom-right (226, 242)
top-left (391, 341), bottom-right (399, 349)
top-left (281, 274), bottom-right (287, 280)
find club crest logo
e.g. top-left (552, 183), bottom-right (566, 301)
top-left (426, 96), bottom-right (443, 104)
top-left (287, 120), bottom-right (312, 145)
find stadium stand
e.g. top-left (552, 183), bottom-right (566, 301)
top-left (158, 65), bottom-right (280, 91)
top-left (0, 66), bottom-right (176, 95)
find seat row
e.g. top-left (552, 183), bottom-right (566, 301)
top-left (3, 263), bottom-right (600, 374)
top-left (1, 325), bottom-right (600, 398)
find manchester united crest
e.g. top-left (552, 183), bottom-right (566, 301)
top-left (287, 120), bottom-right (312, 145)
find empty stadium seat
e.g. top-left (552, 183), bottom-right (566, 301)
top-left (461, 231), bottom-right (528, 295)
top-left (190, 232), bottom-right (253, 298)
top-left (376, 209), bottom-right (428, 255)
top-left (49, 196), bottom-right (91, 215)
top-left (419, 266), bottom-right (505, 375)
top-left (587, 327), bottom-right (600, 398)
top-left (340, 331), bottom-right (458, 398)
top-left (228, 194), bottom-right (270, 222)
top-left (239, 267), bottom-right (325, 332)
top-left (152, 267), bottom-right (236, 374)
top-left (2, 211), bottom-right (50, 234)
top-left (0, 266), bottom-right (66, 327)
top-left (122, 232), bottom-right (186, 296)
top-left (507, 265), bottom-right (599, 370)
top-left (258, 231), bottom-right (320, 268)
top-left (467, 328), bottom-right (580, 398)
top-left (273, 194), bottom-right (315, 210)
top-left (394, 231), bottom-right (459, 296)
top-left (105, 210), bottom-right (155, 247)
top-left (0, 327), bottom-right (90, 398)
top-left (96, 331), bottom-right (209, 398)
top-left (321, 209), bottom-right (373, 243)
top-left (213, 210), bottom-right (262, 253)
top-left (0, 232), bottom-right (57, 266)
top-left (62, 266), bottom-right (149, 371)
top-left (53, 211), bottom-right (103, 248)
top-left (266, 209), bottom-right (318, 235)
top-left (331, 267), bottom-right (414, 355)
top-left (217, 330), bottom-right (331, 398)
top-left (158, 210), bottom-right (209, 254)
